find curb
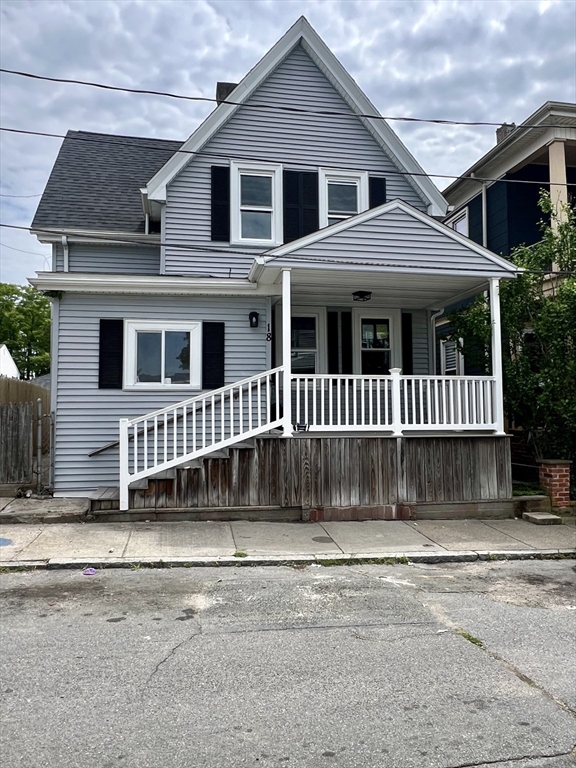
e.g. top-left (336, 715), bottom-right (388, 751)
top-left (1, 549), bottom-right (575, 571)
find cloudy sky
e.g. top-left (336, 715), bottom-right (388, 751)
top-left (1, 0), bottom-right (575, 285)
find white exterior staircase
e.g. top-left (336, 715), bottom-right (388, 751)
top-left (119, 367), bottom-right (283, 510)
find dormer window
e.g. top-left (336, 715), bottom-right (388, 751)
top-left (230, 161), bottom-right (282, 246)
top-left (319, 169), bottom-right (368, 228)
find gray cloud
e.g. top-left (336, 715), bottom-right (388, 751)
top-left (1, 0), bottom-right (574, 284)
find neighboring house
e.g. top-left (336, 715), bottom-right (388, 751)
top-left (29, 18), bottom-right (519, 516)
top-left (443, 101), bottom-right (576, 254)
top-left (0, 344), bottom-right (20, 379)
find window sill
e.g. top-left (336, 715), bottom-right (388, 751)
top-left (230, 239), bottom-right (282, 248)
top-left (123, 384), bottom-right (202, 392)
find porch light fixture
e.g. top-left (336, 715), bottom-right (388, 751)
top-left (353, 291), bottom-right (372, 302)
top-left (249, 311), bottom-right (259, 328)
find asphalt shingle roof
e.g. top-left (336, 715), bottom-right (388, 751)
top-left (31, 130), bottom-right (183, 234)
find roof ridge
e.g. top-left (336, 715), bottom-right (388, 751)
top-left (66, 129), bottom-right (183, 145)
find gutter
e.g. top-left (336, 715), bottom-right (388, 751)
top-left (61, 235), bottom-right (69, 272)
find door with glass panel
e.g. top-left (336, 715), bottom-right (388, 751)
top-left (291, 316), bottom-right (318, 374)
top-left (360, 319), bottom-right (391, 375)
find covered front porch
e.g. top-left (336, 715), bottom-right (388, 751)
top-left (262, 265), bottom-right (507, 436)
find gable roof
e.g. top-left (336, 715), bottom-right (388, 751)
top-left (146, 17), bottom-right (447, 216)
top-left (32, 131), bottom-right (182, 234)
top-left (251, 199), bottom-right (517, 279)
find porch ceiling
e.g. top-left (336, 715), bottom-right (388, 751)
top-left (269, 267), bottom-right (491, 309)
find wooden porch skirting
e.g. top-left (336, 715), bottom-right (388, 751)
top-left (119, 435), bottom-right (513, 520)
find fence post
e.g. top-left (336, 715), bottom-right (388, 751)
top-left (390, 368), bottom-right (403, 436)
top-left (36, 398), bottom-right (42, 493)
top-left (119, 419), bottom-right (130, 511)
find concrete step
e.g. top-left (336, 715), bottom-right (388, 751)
top-left (522, 512), bottom-right (563, 525)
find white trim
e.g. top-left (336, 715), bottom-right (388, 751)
top-left (440, 338), bottom-right (464, 375)
top-left (281, 269), bottom-right (292, 435)
top-left (263, 198), bottom-right (518, 273)
top-left (230, 160), bottom-right (283, 246)
top-left (159, 204), bottom-right (166, 275)
top-left (319, 168), bottom-right (368, 228)
top-left (123, 319), bottom-right (202, 391)
top-left (29, 272), bottom-right (283, 296)
top-left (445, 208), bottom-right (469, 237)
top-left (144, 17), bottom-right (447, 215)
top-left (33, 228), bottom-right (160, 246)
top-left (352, 308), bottom-right (401, 374)
top-left (489, 278), bottom-right (505, 435)
top-left (49, 297), bottom-right (59, 417)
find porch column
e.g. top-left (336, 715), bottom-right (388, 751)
top-left (489, 278), bottom-right (505, 435)
top-left (548, 139), bottom-right (568, 231)
top-left (281, 268), bottom-right (292, 436)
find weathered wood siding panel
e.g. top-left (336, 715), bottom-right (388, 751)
top-left (54, 244), bottom-right (160, 274)
top-left (129, 435), bottom-right (511, 509)
top-left (54, 293), bottom-right (268, 494)
top-left (403, 436), bottom-right (512, 503)
top-left (164, 44), bottom-right (427, 277)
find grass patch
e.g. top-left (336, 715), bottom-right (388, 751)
top-left (457, 629), bottom-right (484, 648)
top-left (233, 551), bottom-right (248, 558)
top-left (317, 556), bottom-right (410, 567)
top-left (512, 483), bottom-right (544, 497)
top-left (0, 564), bottom-right (39, 574)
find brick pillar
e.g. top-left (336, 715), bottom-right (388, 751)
top-left (537, 460), bottom-right (572, 508)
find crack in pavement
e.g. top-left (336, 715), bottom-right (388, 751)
top-left (147, 626), bottom-right (203, 683)
top-left (442, 746), bottom-right (576, 767)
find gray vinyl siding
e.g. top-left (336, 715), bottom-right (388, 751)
top-left (273, 207), bottom-right (512, 276)
top-left (411, 310), bottom-right (429, 375)
top-left (164, 44), bottom-right (427, 278)
top-left (54, 293), bottom-right (268, 494)
top-left (53, 244), bottom-right (160, 274)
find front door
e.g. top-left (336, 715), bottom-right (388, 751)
top-left (360, 318), bottom-right (391, 374)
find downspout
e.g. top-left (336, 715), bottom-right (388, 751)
top-left (61, 235), bottom-right (69, 272)
top-left (429, 309), bottom-right (444, 375)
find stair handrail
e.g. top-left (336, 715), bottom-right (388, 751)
top-left (127, 365), bottom-right (284, 426)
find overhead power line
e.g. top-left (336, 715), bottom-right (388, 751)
top-left (0, 192), bottom-right (43, 198)
top-left (1, 126), bottom-right (572, 189)
top-left (1, 223), bottom-right (571, 277)
top-left (0, 67), bottom-right (571, 130)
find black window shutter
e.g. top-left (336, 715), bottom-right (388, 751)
top-left (202, 322), bottom-right (225, 389)
top-left (341, 312), bottom-right (353, 375)
top-left (401, 313), bottom-right (413, 375)
top-left (211, 166), bottom-right (230, 242)
top-left (327, 312), bottom-right (339, 374)
top-left (369, 177), bottom-right (386, 209)
top-left (283, 170), bottom-right (319, 243)
top-left (99, 319), bottom-right (123, 389)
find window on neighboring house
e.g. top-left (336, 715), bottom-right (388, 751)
top-left (319, 169), bottom-right (368, 227)
top-left (440, 338), bottom-right (464, 375)
top-left (446, 209), bottom-right (469, 237)
top-left (230, 161), bottom-right (282, 245)
top-left (124, 320), bottom-right (202, 389)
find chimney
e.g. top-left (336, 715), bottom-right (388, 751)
top-left (496, 123), bottom-right (516, 144)
top-left (216, 82), bottom-right (239, 105)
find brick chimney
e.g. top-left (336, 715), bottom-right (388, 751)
top-left (496, 123), bottom-right (516, 144)
top-left (216, 82), bottom-right (239, 105)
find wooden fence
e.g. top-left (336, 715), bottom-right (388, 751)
top-left (0, 378), bottom-right (52, 488)
top-left (0, 402), bottom-right (34, 484)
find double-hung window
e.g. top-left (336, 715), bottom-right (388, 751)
top-left (446, 209), bottom-right (469, 236)
top-left (230, 161), bottom-right (282, 245)
top-left (124, 320), bottom-right (202, 390)
top-left (319, 169), bottom-right (368, 227)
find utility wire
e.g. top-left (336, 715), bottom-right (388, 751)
top-left (0, 192), bottom-right (43, 198)
top-left (2, 222), bottom-right (571, 276)
top-left (0, 240), bottom-right (49, 256)
top-left (0, 67), bottom-right (571, 130)
top-left (1, 126), bottom-right (572, 189)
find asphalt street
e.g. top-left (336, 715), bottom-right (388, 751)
top-left (1, 560), bottom-right (575, 768)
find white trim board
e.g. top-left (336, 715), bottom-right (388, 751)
top-left (145, 17), bottom-right (447, 216)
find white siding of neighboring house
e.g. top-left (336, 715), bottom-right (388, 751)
top-left (0, 345), bottom-right (20, 378)
top-left (164, 44), bottom-right (428, 278)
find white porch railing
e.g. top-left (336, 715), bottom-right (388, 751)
top-left (119, 367), bottom-right (283, 510)
top-left (291, 370), bottom-right (496, 433)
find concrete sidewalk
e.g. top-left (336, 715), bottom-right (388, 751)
top-left (0, 518), bottom-right (574, 569)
